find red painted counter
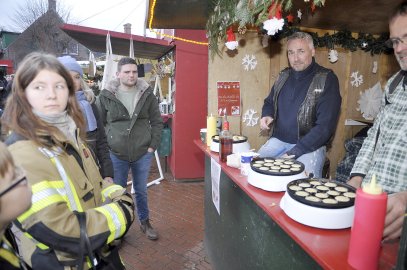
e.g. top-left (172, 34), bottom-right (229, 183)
top-left (195, 139), bottom-right (399, 270)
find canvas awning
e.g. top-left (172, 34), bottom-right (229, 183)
top-left (61, 24), bottom-right (174, 59)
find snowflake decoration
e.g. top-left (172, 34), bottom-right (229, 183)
top-left (350, 71), bottom-right (364, 87)
top-left (242, 109), bottom-right (259, 127)
top-left (357, 82), bottom-right (383, 120)
top-left (242, 54), bottom-right (257, 71)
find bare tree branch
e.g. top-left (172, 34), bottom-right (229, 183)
top-left (10, 0), bottom-right (73, 32)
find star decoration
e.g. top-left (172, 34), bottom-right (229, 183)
top-left (286, 14), bottom-right (294, 23)
top-left (297, 9), bottom-right (302, 20)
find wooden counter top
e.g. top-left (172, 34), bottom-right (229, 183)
top-left (195, 139), bottom-right (399, 270)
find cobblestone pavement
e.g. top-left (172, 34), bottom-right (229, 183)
top-left (119, 158), bottom-right (212, 270)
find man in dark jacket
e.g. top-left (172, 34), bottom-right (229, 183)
top-left (259, 31), bottom-right (341, 178)
top-left (97, 57), bottom-right (163, 240)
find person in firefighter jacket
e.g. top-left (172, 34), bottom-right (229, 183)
top-left (1, 52), bottom-right (135, 270)
top-left (0, 141), bottom-right (32, 270)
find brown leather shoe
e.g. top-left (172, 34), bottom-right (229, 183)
top-left (140, 219), bottom-right (158, 240)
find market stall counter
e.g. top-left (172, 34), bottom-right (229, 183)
top-left (194, 139), bottom-right (399, 270)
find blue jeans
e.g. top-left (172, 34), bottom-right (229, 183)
top-left (110, 151), bottom-right (154, 221)
top-left (258, 137), bottom-right (326, 178)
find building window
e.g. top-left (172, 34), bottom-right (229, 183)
top-left (63, 43), bottom-right (79, 55)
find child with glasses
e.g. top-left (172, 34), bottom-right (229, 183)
top-left (0, 141), bottom-right (32, 269)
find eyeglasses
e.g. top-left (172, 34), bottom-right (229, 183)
top-left (385, 36), bottom-right (407, 49)
top-left (0, 167), bottom-right (27, 198)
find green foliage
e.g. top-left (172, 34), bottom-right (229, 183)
top-left (206, 0), bottom-right (391, 57)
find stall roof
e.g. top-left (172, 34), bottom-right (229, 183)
top-left (61, 24), bottom-right (174, 59)
top-left (148, 0), bottom-right (402, 34)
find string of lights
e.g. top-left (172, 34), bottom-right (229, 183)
top-left (148, 0), bottom-right (208, 46)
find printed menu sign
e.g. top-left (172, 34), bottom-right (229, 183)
top-left (217, 81), bottom-right (241, 116)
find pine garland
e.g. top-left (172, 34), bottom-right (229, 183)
top-left (206, 0), bottom-right (392, 57)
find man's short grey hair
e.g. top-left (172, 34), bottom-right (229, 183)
top-left (287, 32), bottom-right (315, 50)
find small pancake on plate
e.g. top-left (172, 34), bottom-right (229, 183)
top-left (344, 192), bottom-right (356, 198)
top-left (284, 161), bottom-right (294, 165)
top-left (291, 164), bottom-right (302, 168)
top-left (327, 190), bottom-right (340, 196)
top-left (335, 196), bottom-right (350, 202)
top-left (324, 182), bottom-right (337, 188)
top-left (295, 191), bottom-right (309, 197)
top-left (275, 159), bottom-right (285, 162)
top-left (305, 196), bottom-right (321, 202)
top-left (237, 136), bottom-right (246, 140)
top-left (335, 186), bottom-right (348, 192)
top-left (254, 160), bottom-right (265, 164)
top-left (280, 169), bottom-right (291, 173)
top-left (289, 185), bottom-right (302, 191)
top-left (322, 198), bottom-right (338, 204)
top-left (274, 162), bottom-right (283, 166)
top-left (280, 164), bottom-right (290, 169)
top-left (310, 181), bottom-right (322, 186)
top-left (290, 167), bottom-right (302, 172)
top-left (315, 192), bottom-right (329, 199)
top-left (305, 187), bottom-right (317, 193)
top-left (252, 163), bottom-right (262, 167)
top-left (264, 159), bottom-right (274, 162)
top-left (271, 166), bottom-right (281, 170)
top-left (263, 163), bottom-right (273, 167)
top-left (298, 182), bottom-right (311, 188)
top-left (316, 185), bottom-right (329, 191)
top-left (259, 167), bottom-right (269, 170)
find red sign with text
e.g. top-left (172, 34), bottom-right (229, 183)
top-left (217, 81), bottom-right (241, 116)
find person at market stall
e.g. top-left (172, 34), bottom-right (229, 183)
top-left (258, 31), bottom-right (342, 178)
top-left (96, 57), bottom-right (163, 241)
top-left (1, 52), bottom-right (134, 269)
top-left (347, 1), bottom-right (407, 242)
top-left (57, 55), bottom-right (114, 182)
top-left (0, 141), bottom-right (32, 270)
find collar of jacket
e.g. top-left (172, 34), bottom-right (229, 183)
top-left (104, 78), bottom-right (150, 96)
top-left (291, 58), bottom-right (316, 80)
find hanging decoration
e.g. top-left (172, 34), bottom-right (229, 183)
top-left (357, 82), bottom-right (383, 120)
top-left (225, 27), bottom-right (239, 50)
top-left (350, 71), bottom-right (364, 87)
top-left (372, 61), bottom-right (378, 74)
top-left (328, 49), bottom-right (338, 63)
top-left (243, 109), bottom-right (259, 127)
top-left (206, 0), bottom-right (391, 57)
top-left (242, 54), bottom-right (258, 71)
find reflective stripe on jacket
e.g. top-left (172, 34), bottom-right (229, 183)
top-left (6, 132), bottom-right (134, 269)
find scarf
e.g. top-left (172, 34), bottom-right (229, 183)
top-left (34, 110), bottom-right (77, 145)
top-left (76, 91), bottom-right (97, 132)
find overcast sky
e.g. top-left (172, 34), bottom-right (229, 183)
top-left (1, 0), bottom-right (150, 36)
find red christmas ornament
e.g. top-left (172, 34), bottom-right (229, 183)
top-left (286, 14), bottom-right (294, 23)
top-left (225, 26), bottom-right (239, 50)
top-left (268, 2), bottom-right (282, 19)
top-left (226, 27), bottom-right (236, 42)
top-left (311, 3), bottom-right (316, 13)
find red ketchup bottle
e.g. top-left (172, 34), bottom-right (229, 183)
top-left (348, 174), bottom-right (387, 270)
top-left (219, 117), bottom-right (233, 162)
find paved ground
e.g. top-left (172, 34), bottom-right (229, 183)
top-left (119, 157), bottom-right (212, 270)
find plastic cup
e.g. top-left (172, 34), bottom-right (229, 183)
top-left (200, 128), bottom-right (207, 144)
